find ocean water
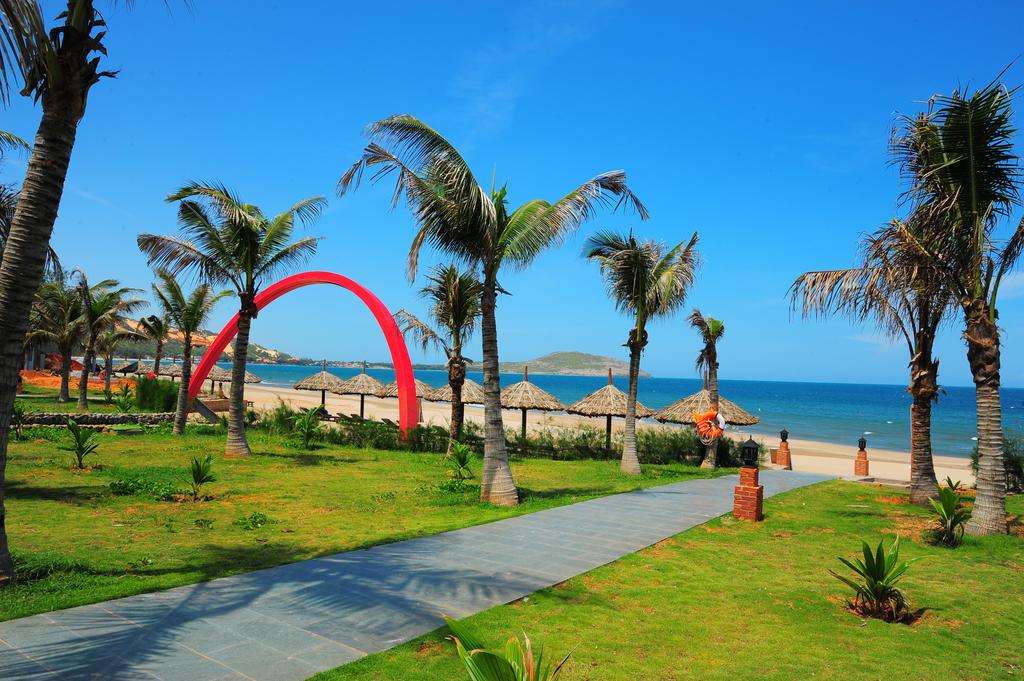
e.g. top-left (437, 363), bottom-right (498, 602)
top-left (233, 363), bottom-right (1024, 458)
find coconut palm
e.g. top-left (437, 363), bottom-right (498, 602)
top-left (151, 269), bottom-right (231, 435)
top-left (137, 314), bottom-right (169, 376)
top-left (138, 182), bottom-right (324, 456)
top-left (394, 263), bottom-right (482, 443)
top-left (584, 230), bottom-right (700, 475)
top-left (74, 273), bottom-right (143, 410)
top-left (340, 115), bottom-right (647, 505)
top-left (877, 78), bottom-right (1023, 534)
top-left (791, 220), bottom-right (954, 505)
top-left (26, 275), bottom-right (83, 402)
top-left (95, 328), bottom-right (142, 395)
top-left (689, 309), bottom-right (725, 469)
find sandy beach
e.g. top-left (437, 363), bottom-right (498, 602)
top-left (240, 383), bottom-right (975, 486)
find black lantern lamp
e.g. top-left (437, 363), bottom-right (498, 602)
top-left (741, 437), bottom-right (759, 468)
top-left (780, 428), bottom-right (788, 443)
top-left (858, 436), bottom-right (867, 451)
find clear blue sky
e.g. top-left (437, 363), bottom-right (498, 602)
top-left (3, 0), bottom-right (1024, 387)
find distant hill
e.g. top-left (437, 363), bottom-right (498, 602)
top-left (499, 352), bottom-right (651, 378)
top-left (117, 323), bottom-right (305, 365)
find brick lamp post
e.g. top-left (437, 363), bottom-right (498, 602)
top-left (777, 428), bottom-right (792, 470)
top-left (733, 437), bottom-right (764, 521)
top-left (855, 436), bottom-right (869, 477)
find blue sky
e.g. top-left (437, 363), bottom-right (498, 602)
top-left (3, 0), bottom-right (1024, 387)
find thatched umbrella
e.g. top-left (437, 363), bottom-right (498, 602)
top-left (566, 368), bottom-right (653, 451)
top-left (424, 377), bottom-right (485, 405)
top-left (500, 367), bottom-right (564, 439)
top-left (113, 359), bottom-right (139, 375)
top-left (379, 378), bottom-right (434, 399)
top-left (331, 366), bottom-right (385, 418)
top-left (653, 389), bottom-right (759, 426)
top-left (132, 361), bottom-right (155, 375)
top-left (293, 360), bottom-right (345, 406)
top-left (160, 361), bottom-right (183, 382)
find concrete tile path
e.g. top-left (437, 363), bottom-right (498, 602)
top-left (0, 470), bottom-right (827, 681)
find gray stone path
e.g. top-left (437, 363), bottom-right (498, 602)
top-left (0, 470), bottom-right (827, 681)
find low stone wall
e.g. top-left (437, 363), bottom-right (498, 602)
top-left (23, 412), bottom-right (175, 426)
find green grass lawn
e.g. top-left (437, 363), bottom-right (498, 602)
top-left (0, 425), bottom-right (730, 621)
top-left (316, 481), bottom-right (1024, 681)
top-left (16, 383), bottom-right (120, 413)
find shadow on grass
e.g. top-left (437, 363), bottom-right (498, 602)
top-left (4, 480), bottom-right (104, 504)
top-left (518, 486), bottom-right (615, 501)
top-left (258, 450), bottom-right (359, 466)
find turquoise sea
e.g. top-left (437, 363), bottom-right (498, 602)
top-left (232, 363), bottom-right (1024, 458)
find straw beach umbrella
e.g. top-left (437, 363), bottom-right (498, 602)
top-left (379, 378), bottom-right (434, 399)
top-left (425, 377), bottom-right (485, 405)
top-left (566, 369), bottom-right (653, 451)
top-left (160, 362), bottom-right (182, 382)
top-left (653, 389), bottom-right (759, 426)
top-left (293, 360), bottom-right (345, 406)
top-left (132, 361), bottom-right (155, 375)
top-left (331, 366), bottom-right (385, 418)
top-left (113, 359), bottom-right (139, 375)
top-left (500, 367), bottom-right (564, 439)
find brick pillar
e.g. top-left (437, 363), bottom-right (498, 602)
top-left (777, 440), bottom-right (791, 470)
top-left (854, 444), bottom-right (869, 477)
top-left (733, 466), bottom-right (764, 521)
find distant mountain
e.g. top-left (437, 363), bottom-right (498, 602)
top-left (499, 352), bottom-right (651, 378)
top-left (118, 323), bottom-right (305, 365)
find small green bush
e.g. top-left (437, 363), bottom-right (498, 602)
top-left (187, 454), bottom-right (216, 501)
top-left (61, 420), bottom-right (100, 469)
top-left (235, 511), bottom-right (272, 530)
top-left (114, 383), bottom-right (134, 413)
top-left (109, 476), bottom-right (180, 501)
top-left (10, 402), bottom-right (28, 440)
top-left (830, 537), bottom-right (921, 622)
top-left (134, 377), bottom-right (177, 412)
top-left (929, 479), bottom-right (972, 547)
top-left (291, 407), bottom-right (324, 449)
top-left (444, 442), bottom-right (475, 480)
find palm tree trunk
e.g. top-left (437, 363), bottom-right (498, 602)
top-left (448, 359), bottom-right (466, 443)
top-left (58, 350), bottom-right (72, 402)
top-left (225, 309), bottom-right (253, 457)
top-left (479, 281), bottom-right (517, 505)
top-left (153, 340), bottom-right (163, 376)
top-left (907, 349), bottom-right (939, 506)
top-left (622, 333), bottom-right (643, 475)
top-left (103, 353), bottom-right (113, 395)
top-left (0, 107), bottom-right (82, 583)
top-left (77, 343), bottom-right (95, 410)
top-left (964, 310), bottom-right (1007, 535)
top-left (701, 362), bottom-right (720, 469)
top-left (173, 340), bottom-right (192, 435)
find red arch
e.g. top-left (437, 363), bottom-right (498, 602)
top-left (187, 271), bottom-right (418, 437)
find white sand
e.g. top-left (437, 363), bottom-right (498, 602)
top-left (238, 383), bottom-right (975, 486)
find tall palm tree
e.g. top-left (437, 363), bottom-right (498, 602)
top-left (584, 231), bottom-right (700, 475)
top-left (138, 182), bottom-right (325, 456)
top-left (340, 115), bottom-right (647, 505)
top-left (25, 274), bottom-right (83, 402)
top-left (137, 314), bottom-right (169, 375)
top-left (395, 263), bottom-right (482, 443)
top-left (152, 269), bottom-right (231, 435)
top-left (75, 272), bottom-right (143, 410)
top-left (791, 222), bottom-right (954, 505)
top-left (95, 328), bottom-right (142, 395)
top-left (879, 79), bottom-right (1023, 534)
top-left (689, 310), bottom-right (725, 469)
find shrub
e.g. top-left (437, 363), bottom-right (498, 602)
top-left (61, 419), bottom-right (100, 469)
top-left (114, 383), bottom-right (134, 413)
top-left (445, 615), bottom-right (570, 681)
top-left (10, 402), bottom-right (28, 440)
top-left (134, 377), bottom-right (177, 412)
top-left (970, 434), bottom-right (1024, 493)
top-left (830, 537), bottom-right (920, 622)
top-left (109, 476), bottom-right (179, 501)
top-left (21, 425), bottom-right (65, 442)
top-left (929, 479), bottom-right (972, 547)
top-left (291, 407), bottom-right (324, 449)
top-left (235, 511), bottom-right (272, 530)
top-left (258, 399), bottom-right (300, 435)
top-left (444, 442), bottom-right (475, 481)
top-left (188, 455), bottom-right (216, 501)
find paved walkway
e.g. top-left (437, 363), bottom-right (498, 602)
top-left (0, 470), bottom-right (827, 681)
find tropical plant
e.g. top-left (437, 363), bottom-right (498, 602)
top-left (291, 406), bottom-right (323, 450)
top-left (340, 115), bottom-right (647, 503)
top-left (187, 454), bottom-right (215, 502)
top-left (25, 274), bottom-right (83, 401)
top-left (137, 314), bottom-right (169, 375)
top-left (444, 441), bottom-right (474, 481)
top-left (445, 615), bottom-right (571, 681)
top-left (95, 327), bottom-right (143, 396)
top-left (138, 183), bottom-right (324, 456)
top-left (583, 230), bottom-right (700, 474)
top-left (150, 269), bottom-right (231, 435)
top-left (790, 221), bottom-right (955, 505)
top-left (74, 272), bottom-right (143, 410)
top-left (9, 402), bottom-right (27, 440)
top-left (395, 263), bottom-right (481, 444)
top-left (830, 537), bottom-right (920, 622)
top-left (689, 309), bottom-right (725, 469)
top-left (62, 419), bottom-right (99, 469)
top-left (876, 77), bottom-right (1023, 534)
top-left (929, 481), bottom-right (972, 547)
top-left (113, 383), bottom-right (133, 413)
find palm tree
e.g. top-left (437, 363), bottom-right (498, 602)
top-left (152, 269), bottom-right (231, 435)
top-left (26, 275), bottom-right (83, 402)
top-left (395, 263), bottom-right (482, 443)
top-left (95, 328), bottom-right (142, 395)
top-left (75, 272), bottom-right (143, 410)
top-left (138, 182), bottom-right (325, 456)
top-left (584, 230), bottom-right (700, 475)
top-left (137, 314), bottom-right (169, 375)
top-left (689, 310), bottom-right (725, 469)
top-left (878, 79), bottom-right (1023, 534)
top-left (791, 221), bottom-right (954, 505)
top-left (340, 115), bottom-right (647, 505)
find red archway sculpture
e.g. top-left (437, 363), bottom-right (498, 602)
top-left (187, 271), bottom-right (418, 437)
